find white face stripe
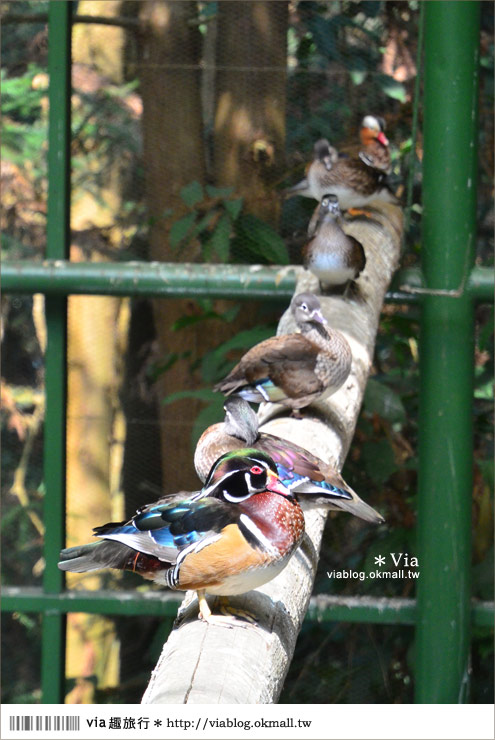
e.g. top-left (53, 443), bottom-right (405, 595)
top-left (222, 481), bottom-right (255, 504)
top-left (202, 458), bottom-right (271, 498)
top-left (239, 514), bottom-right (279, 557)
top-left (201, 469), bottom-right (236, 497)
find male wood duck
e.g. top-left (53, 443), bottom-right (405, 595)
top-left (304, 194), bottom-right (366, 295)
top-left (285, 129), bottom-right (399, 211)
top-left (58, 450), bottom-right (304, 625)
top-left (358, 114), bottom-right (392, 174)
top-left (195, 397), bottom-right (383, 524)
top-left (213, 293), bottom-right (352, 414)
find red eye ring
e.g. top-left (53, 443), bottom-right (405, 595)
top-left (250, 465), bottom-right (263, 475)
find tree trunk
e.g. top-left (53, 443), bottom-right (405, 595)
top-left (214, 1), bottom-right (288, 225)
top-left (137, 0), bottom-right (209, 493)
top-left (141, 202), bottom-right (403, 704)
top-left (65, 0), bottom-right (128, 703)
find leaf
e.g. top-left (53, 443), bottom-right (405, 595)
top-left (362, 440), bottom-right (398, 485)
top-left (235, 214), bottom-right (289, 265)
top-left (189, 209), bottom-right (217, 240)
top-left (190, 397), bottom-right (227, 452)
top-left (376, 74), bottom-right (408, 103)
top-left (171, 310), bottom-right (221, 331)
top-left (180, 181), bottom-right (204, 208)
top-left (169, 212), bottom-right (196, 248)
top-left (350, 70), bottom-right (367, 86)
top-left (201, 325), bottom-right (275, 383)
top-left (203, 213), bottom-right (231, 261)
top-left (364, 378), bottom-right (407, 425)
top-left (205, 184), bottom-right (234, 199)
top-left (223, 197), bottom-right (243, 221)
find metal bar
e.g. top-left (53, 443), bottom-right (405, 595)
top-left (416, 1), bottom-right (481, 704)
top-left (2, 261), bottom-right (493, 303)
top-left (2, 588), bottom-right (493, 628)
top-left (42, 0), bottom-right (72, 705)
top-left (2, 13), bottom-right (141, 30)
top-left (404, 0), bottom-right (425, 238)
top-left (0, 261), bottom-right (297, 301)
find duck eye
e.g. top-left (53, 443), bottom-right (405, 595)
top-left (301, 303), bottom-right (308, 311)
top-left (250, 465), bottom-right (263, 475)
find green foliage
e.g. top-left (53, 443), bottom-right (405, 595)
top-left (2, 0), bottom-right (493, 706)
top-left (1, 65), bottom-right (47, 187)
top-left (161, 322), bottom-right (276, 450)
top-left (167, 182), bottom-right (289, 265)
top-left (1, 65), bottom-right (44, 121)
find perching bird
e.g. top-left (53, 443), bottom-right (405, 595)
top-left (58, 450), bottom-right (304, 625)
top-left (284, 126), bottom-right (399, 211)
top-left (358, 114), bottom-right (392, 173)
top-left (304, 194), bottom-right (366, 295)
top-left (213, 293), bottom-right (352, 413)
top-left (284, 139), bottom-right (340, 199)
top-left (195, 397), bottom-right (383, 524)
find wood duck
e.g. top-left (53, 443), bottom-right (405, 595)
top-left (58, 450), bottom-right (304, 625)
top-left (358, 114), bottom-right (392, 174)
top-left (304, 194), bottom-right (366, 295)
top-left (195, 397), bottom-right (383, 524)
top-left (285, 132), bottom-right (399, 211)
top-left (213, 293), bottom-right (352, 413)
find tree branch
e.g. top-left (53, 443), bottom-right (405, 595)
top-left (142, 202), bottom-right (403, 704)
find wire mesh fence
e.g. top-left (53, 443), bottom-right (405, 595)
top-left (1, 0), bottom-right (493, 704)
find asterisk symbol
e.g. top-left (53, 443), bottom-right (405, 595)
top-left (154, 720), bottom-right (162, 727)
top-left (374, 555), bottom-right (386, 566)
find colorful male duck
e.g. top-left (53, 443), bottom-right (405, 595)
top-left (213, 293), bottom-right (352, 414)
top-left (358, 114), bottom-right (392, 173)
top-left (58, 450), bottom-right (304, 625)
top-left (285, 115), bottom-right (398, 210)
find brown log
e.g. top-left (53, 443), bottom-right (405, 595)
top-left (141, 202), bottom-right (403, 704)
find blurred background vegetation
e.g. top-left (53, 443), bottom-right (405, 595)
top-left (1, 0), bottom-right (493, 704)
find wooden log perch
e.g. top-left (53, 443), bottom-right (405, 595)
top-left (141, 202), bottom-right (403, 704)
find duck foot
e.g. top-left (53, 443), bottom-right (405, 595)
top-left (290, 409), bottom-right (305, 419)
top-left (346, 207), bottom-right (374, 219)
top-left (197, 591), bottom-right (256, 628)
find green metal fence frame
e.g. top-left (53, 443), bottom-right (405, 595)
top-left (1, 0), bottom-right (493, 705)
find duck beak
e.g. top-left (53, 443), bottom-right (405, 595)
top-left (266, 470), bottom-right (292, 497)
top-left (377, 131), bottom-right (389, 146)
top-left (311, 309), bottom-right (327, 325)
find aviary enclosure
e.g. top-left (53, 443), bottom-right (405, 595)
top-left (1, 0), bottom-right (493, 707)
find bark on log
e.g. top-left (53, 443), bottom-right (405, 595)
top-left (141, 202), bottom-right (403, 704)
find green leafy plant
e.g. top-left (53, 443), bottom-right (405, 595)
top-left (168, 181), bottom-right (289, 265)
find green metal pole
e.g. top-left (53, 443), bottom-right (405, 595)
top-left (416, 1), bottom-right (480, 703)
top-left (42, 0), bottom-right (72, 704)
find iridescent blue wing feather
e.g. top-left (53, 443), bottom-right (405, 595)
top-left (257, 433), bottom-right (352, 499)
top-left (92, 497), bottom-right (236, 563)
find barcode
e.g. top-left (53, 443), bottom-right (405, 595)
top-left (9, 716), bottom-right (80, 732)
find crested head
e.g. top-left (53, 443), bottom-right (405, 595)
top-left (313, 138), bottom-right (332, 160)
top-left (361, 115), bottom-right (388, 146)
top-left (361, 114), bottom-right (385, 132)
top-left (202, 448), bottom-right (291, 502)
top-left (290, 293), bottom-right (327, 329)
top-left (223, 397), bottom-right (259, 446)
top-left (320, 193), bottom-right (341, 217)
top-left (313, 138), bottom-right (338, 171)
